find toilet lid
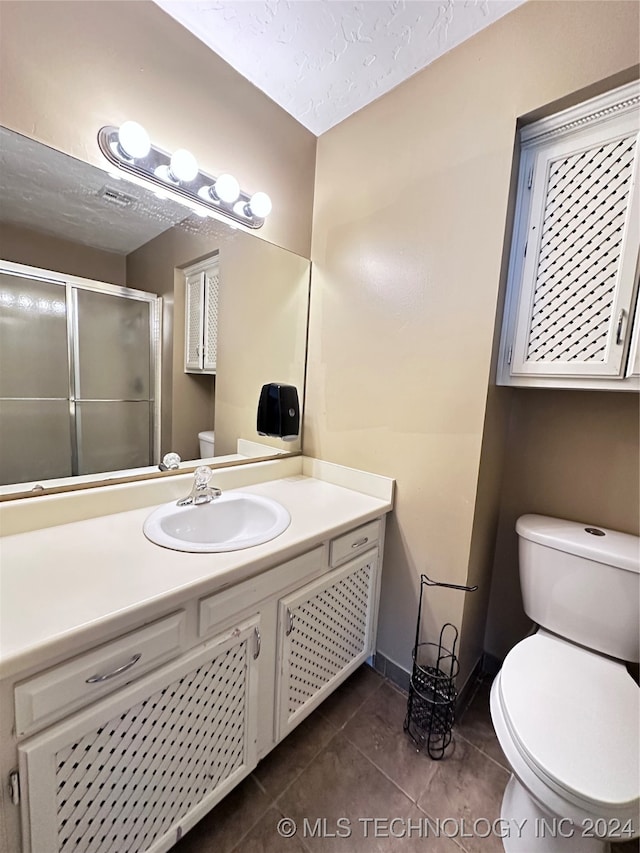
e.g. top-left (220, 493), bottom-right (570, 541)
top-left (499, 633), bottom-right (640, 811)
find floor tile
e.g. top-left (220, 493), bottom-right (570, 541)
top-left (254, 708), bottom-right (337, 798)
top-left (612, 839), bottom-right (640, 853)
top-left (417, 736), bottom-right (510, 853)
top-left (316, 663), bottom-right (384, 729)
top-left (173, 774), bottom-right (271, 853)
top-left (277, 731), bottom-right (453, 852)
top-left (229, 807), bottom-right (312, 853)
top-left (342, 680), bottom-right (439, 801)
top-left (456, 682), bottom-right (508, 770)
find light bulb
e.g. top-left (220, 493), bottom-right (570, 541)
top-left (117, 121), bottom-right (150, 160)
top-left (169, 148), bottom-right (198, 183)
top-left (248, 191), bottom-right (272, 219)
top-left (214, 174), bottom-right (240, 203)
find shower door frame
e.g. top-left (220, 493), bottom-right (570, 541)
top-left (0, 260), bottom-right (162, 477)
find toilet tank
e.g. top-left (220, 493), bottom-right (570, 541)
top-left (198, 430), bottom-right (215, 458)
top-left (517, 514), bottom-right (640, 662)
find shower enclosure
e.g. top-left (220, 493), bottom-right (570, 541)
top-left (0, 262), bottom-right (160, 487)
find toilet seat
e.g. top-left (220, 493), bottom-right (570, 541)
top-left (497, 632), bottom-right (639, 820)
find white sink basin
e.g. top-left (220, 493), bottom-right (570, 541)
top-left (143, 492), bottom-right (291, 553)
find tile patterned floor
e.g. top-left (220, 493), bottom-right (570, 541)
top-left (174, 665), bottom-right (639, 853)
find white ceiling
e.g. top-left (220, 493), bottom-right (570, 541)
top-left (154, 0), bottom-right (526, 136)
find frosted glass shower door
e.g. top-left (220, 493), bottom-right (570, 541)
top-left (0, 273), bottom-right (72, 485)
top-left (73, 287), bottom-right (154, 475)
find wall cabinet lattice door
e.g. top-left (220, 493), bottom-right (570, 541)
top-left (499, 81), bottom-right (640, 388)
top-left (184, 258), bottom-right (219, 374)
top-left (18, 619), bottom-right (260, 853)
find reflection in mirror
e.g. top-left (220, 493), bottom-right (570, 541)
top-left (0, 127), bottom-right (311, 497)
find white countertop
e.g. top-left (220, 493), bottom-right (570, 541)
top-left (0, 471), bottom-right (392, 679)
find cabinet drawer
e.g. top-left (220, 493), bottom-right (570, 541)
top-left (199, 547), bottom-right (323, 637)
top-left (330, 520), bottom-right (380, 567)
top-left (14, 611), bottom-right (187, 737)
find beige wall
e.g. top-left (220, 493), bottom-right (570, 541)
top-left (307, 0), bottom-right (640, 685)
top-left (0, 1), bottom-right (316, 258)
top-left (127, 225), bottom-right (217, 460)
top-left (216, 238), bottom-right (310, 457)
top-left (0, 221), bottom-right (126, 285)
top-left (484, 389), bottom-right (640, 663)
top-left (127, 222), bottom-right (310, 461)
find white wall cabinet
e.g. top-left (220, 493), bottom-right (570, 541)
top-left (498, 81), bottom-right (640, 390)
top-left (4, 518), bottom-right (385, 853)
top-left (184, 258), bottom-right (219, 374)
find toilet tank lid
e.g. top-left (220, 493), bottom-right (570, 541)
top-left (516, 514), bottom-right (639, 574)
top-left (198, 430), bottom-right (215, 441)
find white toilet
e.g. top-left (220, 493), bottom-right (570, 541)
top-left (198, 430), bottom-right (215, 458)
top-left (490, 514), bottom-right (639, 853)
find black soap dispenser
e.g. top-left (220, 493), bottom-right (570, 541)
top-left (257, 383), bottom-right (300, 441)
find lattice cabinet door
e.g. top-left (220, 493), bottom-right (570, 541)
top-left (17, 618), bottom-right (261, 853)
top-left (184, 271), bottom-right (204, 372)
top-left (501, 82), bottom-right (640, 383)
top-left (202, 266), bottom-right (219, 373)
top-left (275, 551), bottom-right (379, 741)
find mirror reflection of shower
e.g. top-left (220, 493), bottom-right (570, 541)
top-left (0, 262), bottom-right (160, 487)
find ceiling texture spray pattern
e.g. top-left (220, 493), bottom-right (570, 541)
top-left (154, 0), bottom-right (525, 135)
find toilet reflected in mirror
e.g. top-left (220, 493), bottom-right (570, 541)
top-left (198, 431), bottom-right (215, 458)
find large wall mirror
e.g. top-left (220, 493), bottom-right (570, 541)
top-left (0, 127), bottom-right (311, 498)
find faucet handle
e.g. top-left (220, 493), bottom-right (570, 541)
top-left (161, 452), bottom-right (181, 471)
top-left (194, 465), bottom-right (214, 487)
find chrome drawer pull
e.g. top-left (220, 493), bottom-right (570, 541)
top-left (351, 537), bottom-right (369, 549)
top-left (86, 653), bottom-right (142, 684)
top-left (253, 626), bottom-right (261, 660)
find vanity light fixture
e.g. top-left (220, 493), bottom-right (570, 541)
top-left (98, 122), bottom-right (272, 229)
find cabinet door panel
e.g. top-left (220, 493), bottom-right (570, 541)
top-left (511, 115), bottom-right (639, 378)
top-left (203, 267), bottom-right (219, 373)
top-left (18, 619), bottom-right (259, 853)
top-left (184, 272), bottom-right (203, 372)
top-left (276, 552), bottom-right (378, 741)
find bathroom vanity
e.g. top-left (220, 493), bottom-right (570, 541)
top-left (0, 457), bottom-right (394, 853)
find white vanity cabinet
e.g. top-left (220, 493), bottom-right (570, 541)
top-left (17, 619), bottom-right (260, 853)
top-left (497, 81), bottom-right (640, 390)
top-left (184, 257), bottom-right (219, 374)
top-left (4, 514), bottom-right (386, 853)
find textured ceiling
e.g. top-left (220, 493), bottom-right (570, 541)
top-left (154, 0), bottom-right (526, 135)
top-left (0, 128), bottom-right (191, 254)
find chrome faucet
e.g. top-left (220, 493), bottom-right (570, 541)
top-left (177, 466), bottom-right (221, 506)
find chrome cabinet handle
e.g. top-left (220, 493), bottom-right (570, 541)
top-left (615, 309), bottom-right (625, 345)
top-left (253, 626), bottom-right (261, 659)
top-left (286, 609), bottom-right (294, 636)
top-left (86, 653), bottom-right (142, 684)
top-left (352, 537), bottom-right (369, 549)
